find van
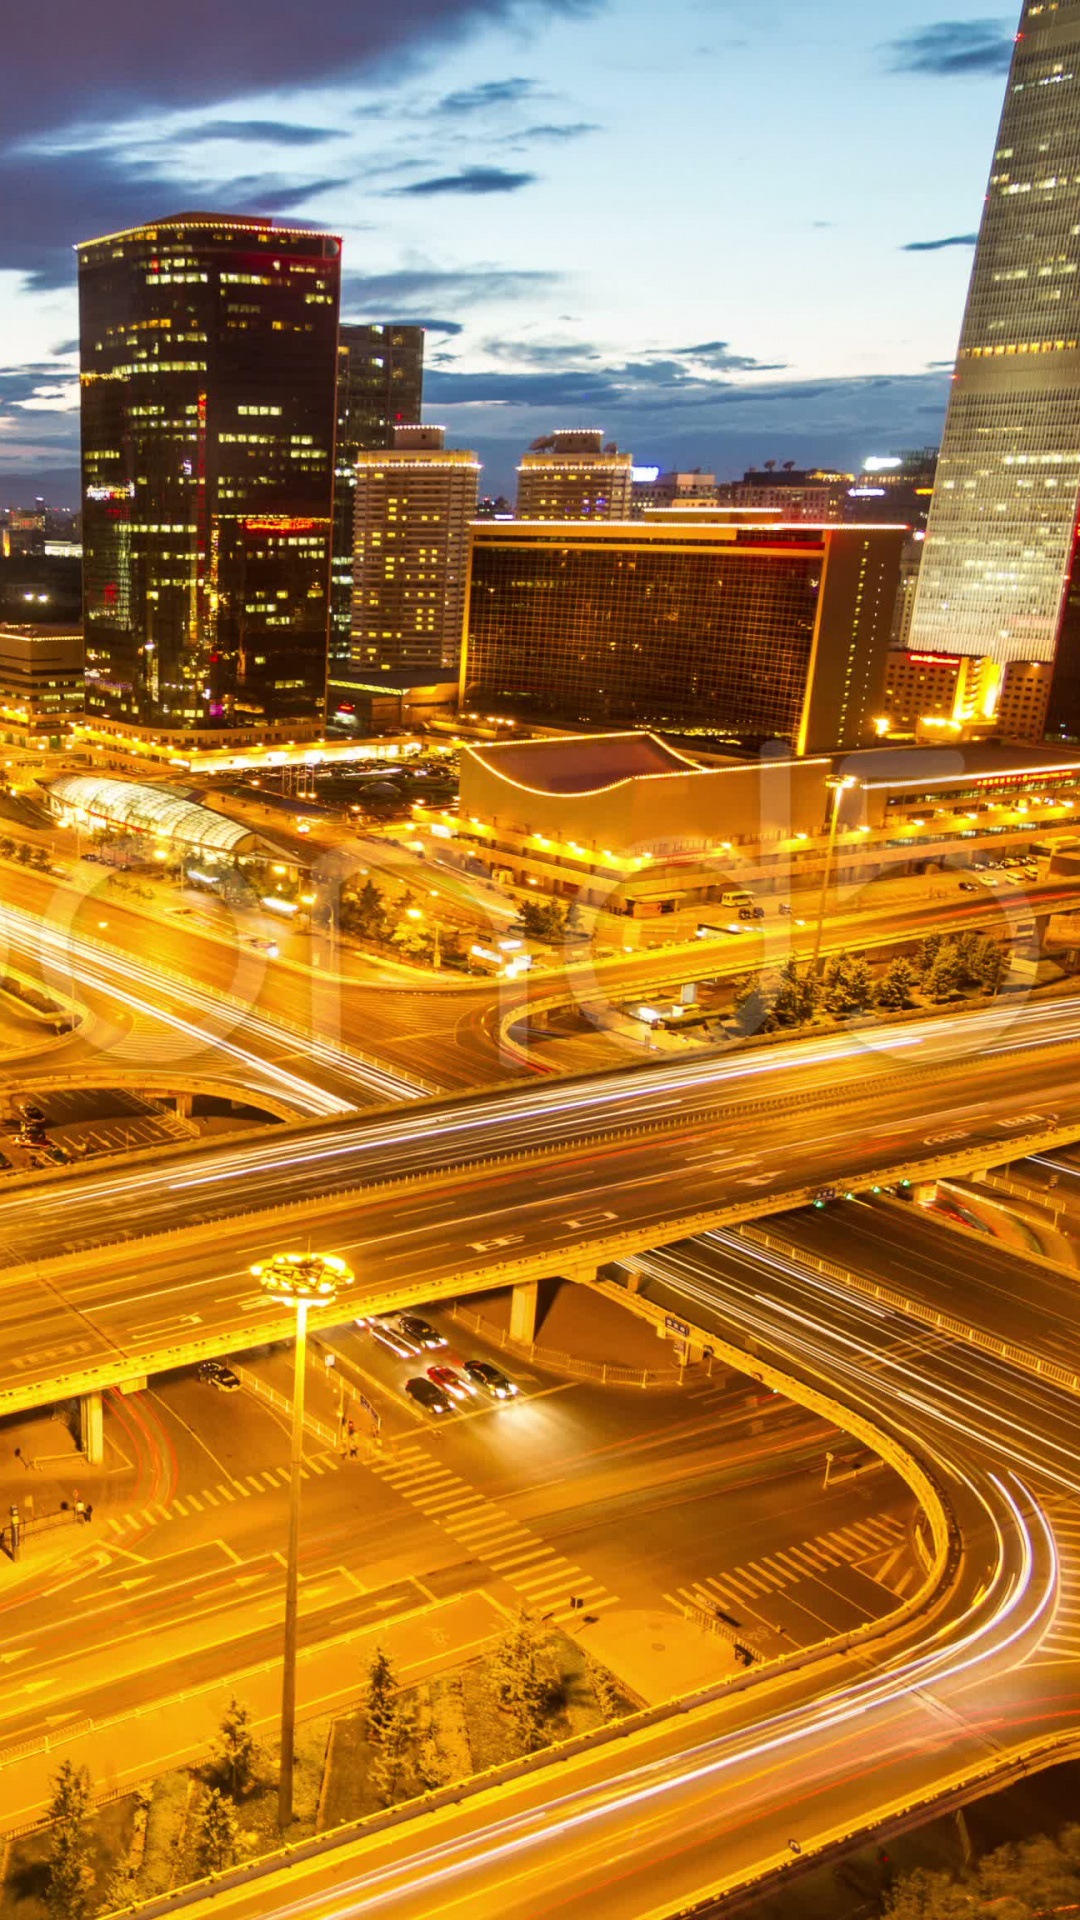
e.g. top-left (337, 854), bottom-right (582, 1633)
top-left (721, 890), bottom-right (754, 908)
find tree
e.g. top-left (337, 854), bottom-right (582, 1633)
top-left (365, 1646), bottom-right (398, 1744)
top-left (564, 899), bottom-right (586, 937)
top-left (46, 1759), bottom-right (95, 1920)
top-left (31, 845), bottom-right (50, 872)
top-left (100, 1858), bottom-right (139, 1913)
top-left (214, 1696), bottom-right (258, 1799)
top-left (492, 1615), bottom-right (551, 1751)
top-left (926, 943), bottom-right (964, 1000)
top-left (368, 1699), bottom-right (416, 1805)
top-left (583, 1653), bottom-right (623, 1721)
top-left (822, 953), bottom-right (863, 1017)
top-left (978, 941), bottom-right (1008, 994)
top-left (193, 1787), bottom-right (239, 1875)
top-left (519, 897), bottom-right (565, 941)
top-left (877, 957), bottom-right (917, 1012)
top-left (916, 931), bottom-right (946, 980)
top-left (846, 955), bottom-right (875, 1010)
top-left (16, 840), bottom-right (32, 864)
top-left (0, 836), bottom-right (13, 861)
top-left (346, 877), bottom-right (389, 943)
top-left (416, 1727), bottom-right (450, 1792)
top-left (731, 973), bottom-right (774, 1036)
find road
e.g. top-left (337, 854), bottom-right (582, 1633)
top-left (154, 1223), bottom-right (1080, 1920)
top-left (0, 1304), bottom-right (914, 1829)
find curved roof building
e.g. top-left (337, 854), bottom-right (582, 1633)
top-left (48, 776), bottom-right (259, 856)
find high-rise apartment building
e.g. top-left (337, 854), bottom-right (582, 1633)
top-left (461, 519), bottom-right (904, 753)
top-left (78, 212), bottom-right (341, 738)
top-left (345, 426), bottom-right (479, 698)
top-left (907, 2), bottom-right (1080, 741)
top-left (515, 431), bottom-right (633, 520)
top-left (330, 324), bottom-right (425, 668)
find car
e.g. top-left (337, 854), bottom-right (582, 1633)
top-left (17, 1103), bottom-right (45, 1123)
top-left (405, 1376), bottom-right (452, 1416)
top-left (397, 1314), bottom-right (446, 1350)
top-left (463, 1360), bottom-right (519, 1399)
top-left (370, 1318), bottom-right (419, 1357)
top-left (198, 1360), bottom-right (240, 1391)
top-left (246, 937), bottom-right (280, 958)
top-left (958, 881), bottom-right (981, 892)
top-left (427, 1364), bottom-right (473, 1401)
top-left (739, 905), bottom-right (765, 920)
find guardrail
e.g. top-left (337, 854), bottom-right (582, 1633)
top-left (737, 1220), bottom-right (1080, 1397)
top-left (448, 1302), bottom-right (679, 1388)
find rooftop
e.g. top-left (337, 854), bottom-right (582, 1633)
top-left (466, 731), bottom-right (705, 795)
top-left (838, 743), bottom-right (1080, 788)
top-left (48, 776), bottom-right (259, 853)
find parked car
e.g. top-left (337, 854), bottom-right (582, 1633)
top-left (398, 1315), bottom-right (446, 1350)
top-left (405, 1376), bottom-right (452, 1416)
top-left (198, 1360), bottom-right (240, 1391)
top-left (463, 1360), bottom-right (519, 1400)
top-left (958, 881), bottom-right (981, 892)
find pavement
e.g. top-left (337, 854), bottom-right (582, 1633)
top-left (458, 1277), bottom-right (685, 1376)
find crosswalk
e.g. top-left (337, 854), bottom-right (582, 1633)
top-left (369, 1442), bottom-right (618, 1628)
top-left (665, 1510), bottom-right (915, 1629)
top-left (105, 1449), bottom-right (344, 1535)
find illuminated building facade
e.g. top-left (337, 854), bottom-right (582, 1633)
top-left (78, 213), bottom-right (341, 734)
top-left (516, 431), bottom-right (633, 520)
top-left (907, 2), bottom-right (1080, 741)
top-left (0, 625), bottom-right (83, 742)
top-left (715, 467), bottom-right (851, 522)
top-left (330, 324), bottom-right (424, 668)
top-left (343, 426), bottom-right (479, 704)
top-left (462, 520), bottom-right (905, 754)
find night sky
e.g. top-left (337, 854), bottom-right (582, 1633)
top-left (0, 1), bottom-right (1020, 499)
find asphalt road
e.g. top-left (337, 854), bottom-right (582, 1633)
top-left (149, 1219), bottom-right (1080, 1920)
top-left (0, 1305), bottom-right (915, 1827)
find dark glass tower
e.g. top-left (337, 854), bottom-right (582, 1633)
top-left (330, 324), bottom-right (425, 673)
top-left (78, 212), bottom-right (341, 734)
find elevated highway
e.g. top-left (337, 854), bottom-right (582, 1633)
top-left (3, 992), bottom-right (1080, 1417)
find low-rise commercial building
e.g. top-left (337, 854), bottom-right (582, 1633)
top-left (0, 624), bottom-right (83, 744)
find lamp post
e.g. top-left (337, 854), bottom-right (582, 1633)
top-left (251, 1250), bottom-right (354, 1828)
top-left (810, 775), bottom-right (857, 977)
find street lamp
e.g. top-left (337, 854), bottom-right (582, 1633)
top-left (810, 776), bottom-right (857, 976)
top-left (251, 1250), bottom-right (354, 1828)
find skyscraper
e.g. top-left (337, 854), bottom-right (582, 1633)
top-left (515, 431), bottom-right (633, 520)
top-left (78, 212), bottom-right (341, 738)
top-left (907, 2), bottom-right (1080, 740)
top-left (330, 324), bottom-right (425, 669)
top-left (344, 426), bottom-right (479, 706)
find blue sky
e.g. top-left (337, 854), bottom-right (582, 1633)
top-left (0, 1), bottom-right (1019, 499)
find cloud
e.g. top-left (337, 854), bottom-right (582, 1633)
top-left (885, 19), bottom-right (1014, 77)
top-left (341, 265), bottom-right (560, 317)
top-left (437, 76), bottom-right (536, 112)
top-left (388, 165), bottom-right (538, 196)
top-left (509, 120), bottom-right (599, 141)
top-left (903, 233), bottom-right (979, 252)
top-left (180, 119), bottom-right (341, 146)
top-left (424, 342), bottom-right (787, 409)
top-left (674, 339), bottom-right (784, 370)
top-left (0, 0), bottom-right (597, 150)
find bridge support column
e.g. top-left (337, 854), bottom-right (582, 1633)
top-left (80, 1391), bottom-right (104, 1466)
top-left (912, 1182), bottom-right (938, 1207)
top-left (174, 1093), bottom-right (194, 1119)
top-left (510, 1282), bottom-right (539, 1345)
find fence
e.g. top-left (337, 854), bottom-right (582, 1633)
top-left (448, 1302), bottom-right (680, 1389)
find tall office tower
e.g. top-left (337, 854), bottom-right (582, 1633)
top-left (515, 430), bottom-right (633, 520)
top-left (907, 2), bottom-right (1080, 741)
top-left (461, 520), bottom-right (905, 753)
top-left (78, 212), bottom-right (341, 737)
top-left (330, 324), bottom-right (425, 669)
top-left (346, 426), bottom-right (479, 700)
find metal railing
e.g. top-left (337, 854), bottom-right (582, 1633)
top-left (448, 1302), bottom-right (680, 1388)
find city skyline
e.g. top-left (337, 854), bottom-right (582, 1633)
top-left (0, 1), bottom-right (1026, 499)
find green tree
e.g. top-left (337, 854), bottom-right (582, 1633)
top-left (846, 955), bottom-right (875, 1010)
top-left (16, 840), bottom-right (32, 864)
top-left (926, 943), bottom-right (964, 1000)
top-left (877, 956), bottom-right (917, 1012)
top-left (564, 899), bottom-right (586, 937)
top-left (519, 897), bottom-right (565, 941)
top-left (416, 1727), bottom-right (450, 1792)
top-left (771, 958), bottom-right (817, 1028)
top-left (193, 1786), bottom-right (239, 1875)
top-left (978, 941), bottom-right (1008, 994)
top-left (492, 1615), bottom-right (551, 1751)
top-left (346, 877), bottom-right (389, 942)
top-left (100, 1858), bottom-right (139, 1913)
top-left (583, 1653), bottom-right (623, 1721)
top-left (0, 836), bottom-right (13, 860)
top-left (46, 1759), bottom-right (95, 1920)
top-left (369, 1699), bottom-right (417, 1805)
top-left (31, 845), bottom-right (50, 871)
top-left (365, 1646), bottom-right (398, 1744)
top-left (822, 952), bottom-right (862, 1017)
top-left (214, 1696), bottom-right (258, 1799)
top-left (731, 972), bottom-right (775, 1035)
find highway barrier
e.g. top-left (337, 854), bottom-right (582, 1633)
top-left (448, 1301), bottom-right (678, 1388)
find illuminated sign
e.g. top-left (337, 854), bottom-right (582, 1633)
top-left (85, 483), bottom-right (134, 502)
top-left (631, 466), bottom-right (661, 484)
top-left (863, 457), bottom-right (903, 473)
top-left (907, 652), bottom-right (961, 665)
top-left (848, 487), bottom-right (886, 498)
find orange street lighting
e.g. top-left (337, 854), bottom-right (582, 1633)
top-left (252, 1251), bottom-right (354, 1827)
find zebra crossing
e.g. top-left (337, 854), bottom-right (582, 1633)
top-left (1026, 1498), bottom-right (1080, 1666)
top-left (104, 1449), bottom-right (343, 1534)
top-left (665, 1510), bottom-right (915, 1625)
top-left (369, 1441), bottom-right (618, 1628)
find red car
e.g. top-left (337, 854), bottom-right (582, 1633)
top-left (427, 1364), bottom-right (472, 1401)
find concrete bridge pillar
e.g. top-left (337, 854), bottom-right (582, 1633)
top-left (509, 1282), bottom-right (539, 1345)
top-left (174, 1093), bottom-right (194, 1119)
top-left (80, 1391), bottom-right (104, 1466)
top-left (912, 1182), bottom-right (938, 1207)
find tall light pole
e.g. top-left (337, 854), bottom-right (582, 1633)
top-left (810, 775), bottom-right (857, 976)
top-left (251, 1249), bottom-right (354, 1828)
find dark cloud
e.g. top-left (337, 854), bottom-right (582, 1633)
top-left (512, 121), bottom-right (599, 140)
top-left (885, 19), bottom-right (1014, 77)
top-left (675, 339), bottom-right (782, 370)
top-left (388, 166), bottom-right (538, 196)
top-left (0, 140), bottom-right (348, 289)
top-left (437, 76), bottom-right (536, 112)
top-left (0, 0), bottom-right (596, 149)
top-left (903, 232), bottom-right (979, 252)
top-left (342, 266), bottom-right (560, 314)
top-left (181, 120), bottom-right (341, 146)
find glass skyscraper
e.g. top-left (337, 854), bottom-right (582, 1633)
top-left (908, 1), bottom-right (1080, 738)
top-left (78, 213), bottom-right (341, 736)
